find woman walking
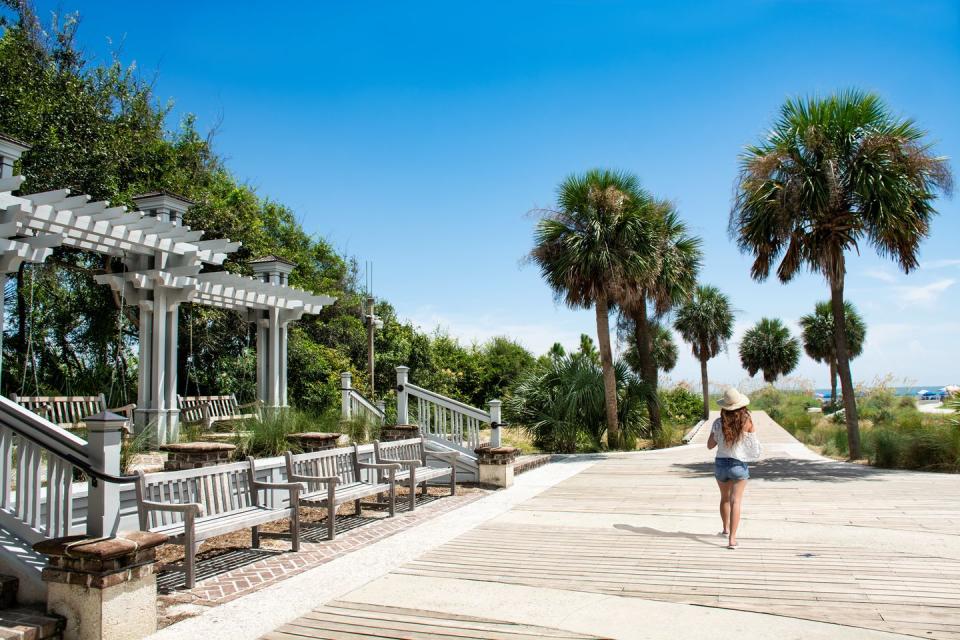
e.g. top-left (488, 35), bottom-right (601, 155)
top-left (707, 388), bottom-right (759, 549)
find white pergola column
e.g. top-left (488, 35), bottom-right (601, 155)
top-left (129, 192), bottom-right (194, 444)
top-left (250, 256), bottom-right (297, 410)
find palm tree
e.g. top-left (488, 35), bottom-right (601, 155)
top-left (531, 170), bottom-right (658, 448)
top-left (674, 285), bottom-right (735, 420)
top-left (739, 318), bottom-right (800, 384)
top-left (799, 301), bottom-right (866, 405)
top-left (731, 90), bottom-right (952, 458)
top-left (623, 321), bottom-right (678, 376)
top-left (618, 205), bottom-right (702, 436)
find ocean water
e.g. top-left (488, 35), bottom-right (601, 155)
top-left (814, 386), bottom-right (949, 397)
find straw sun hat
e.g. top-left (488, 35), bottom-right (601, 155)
top-left (717, 388), bottom-right (750, 411)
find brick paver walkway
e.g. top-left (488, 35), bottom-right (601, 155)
top-left (160, 490), bottom-right (486, 606)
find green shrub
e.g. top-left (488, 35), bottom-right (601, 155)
top-left (869, 428), bottom-right (904, 468)
top-left (659, 386), bottom-right (704, 424)
top-left (233, 408), bottom-right (339, 458)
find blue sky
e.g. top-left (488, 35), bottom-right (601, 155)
top-left (27, 1), bottom-right (960, 389)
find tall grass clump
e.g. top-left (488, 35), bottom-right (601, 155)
top-left (233, 409), bottom-right (380, 458)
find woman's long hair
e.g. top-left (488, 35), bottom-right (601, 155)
top-left (720, 407), bottom-right (751, 445)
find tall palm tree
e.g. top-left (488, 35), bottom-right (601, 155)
top-left (674, 285), bottom-right (735, 420)
top-left (623, 321), bottom-right (678, 376)
top-left (731, 90), bottom-right (952, 458)
top-left (531, 169), bottom-right (658, 448)
top-left (618, 205), bottom-right (702, 435)
top-left (800, 301), bottom-right (866, 405)
top-left (739, 318), bottom-right (800, 384)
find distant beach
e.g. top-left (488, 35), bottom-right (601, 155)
top-left (814, 386), bottom-right (951, 397)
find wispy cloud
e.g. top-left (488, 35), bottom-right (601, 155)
top-left (895, 278), bottom-right (955, 308)
top-left (921, 258), bottom-right (960, 270)
top-left (863, 268), bottom-right (897, 284)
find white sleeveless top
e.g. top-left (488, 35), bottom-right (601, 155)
top-left (710, 418), bottom-right (758, 462)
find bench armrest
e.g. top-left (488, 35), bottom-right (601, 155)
top-left (358, 462), bottom-right (402, 471)
top-left (237, 400), bottom-right (263, 410)
top-left (139, 500), bottom-right (204, 518)
top-left (426, 451), bottom-right (460, 463)
top-left (253, 480), bottom-right (304, 493)
top-left (108, 402), bottom-right (136, 416)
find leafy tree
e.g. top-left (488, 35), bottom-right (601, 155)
top-left (799, 301), bottom-right (866, 405)
top-left (739, 318), bottom-right (800, 384)
top-left (531, 170), bottom-right (658, 448)
top-left (732, 90), bottom-right (953, 458)
top-left (674, 285), bottom-right (735, 419)
top-left (617, 205), bottom-right (701, 436)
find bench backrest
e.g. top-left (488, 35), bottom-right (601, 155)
top-left (375, 437), bottom-right (426, 466)
top-left (10, 393), bottom-right (106, 428)
top-left (136, 459), bottom-right (257, 530)
top-left (286, 444), bottom-right (360, 488)
top-left (177, 394), bottom-right (240, 422)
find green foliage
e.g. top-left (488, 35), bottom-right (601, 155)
top-left (738, 318), bottom-right (801, 383)
top-left (760, 387), bottom-right (960, 472)
top-left (232, 409), bottom-right (337, 459)
top-left (504, 355), bottom-right (649, 453)
top-left (658, 386), bottom-right (703, 424)
top-left (623, 322), bottom-right (678, 375)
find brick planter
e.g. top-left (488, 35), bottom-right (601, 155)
top-left (380, 424), bottom-right (420, 442)
top-left (34, 531), bottom-right (168, 640)
top-left (286, 432), bottom-right (342, 452)
top-left (160, 442), bottom-right (236, 470)
top-left (474, 445), bottom-right (520, 488)
top-left (474, 445), bottom-right (520, 465)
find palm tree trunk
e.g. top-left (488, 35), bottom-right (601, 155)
top-left (631, 298), bottom-right (661, 435)
top-left (594, 298), bottom-right (620, 448)
top-left (830, 274), bottom-right (861, 459)
top-left (699, 353), bottom-right (710, 421)
top-left (829, 360), bottom-right (838, 407)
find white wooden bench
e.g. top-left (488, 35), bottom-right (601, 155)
top-left (374, 437), bottom-right (458, 511)
top-left (9, 393), bottom-right (135, 432)
top-left (135, 457), bottom-right (301, 588)
top-left (284, 444), bottom-right (399, 542)
top-left (177, 394), bottom-right (261, 430)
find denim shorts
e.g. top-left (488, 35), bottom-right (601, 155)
top-left (715, 457), bottom-right (749, 482)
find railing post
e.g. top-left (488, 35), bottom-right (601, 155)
top-left (84, 411), bottom-right (126, 537)
top-left (376, 399), bottom-right (386, 424)
top-left (341, 371), bottom-right (353, 421)
top-left (489, 399), bottom-right (502, 448)
top-left (396, 366), bottom-right (410, 424)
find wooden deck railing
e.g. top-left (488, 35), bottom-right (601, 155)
top-left (0, 396), bottom-right (133, 544)
top-left (395, 366), bottom-right (502, 451)
top-left (340, 372), bottom-right (386, 425)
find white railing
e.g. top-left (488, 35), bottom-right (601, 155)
top-left (395, 366), bottom-right (502, 451)
top-left (0, 396), bottom-right (129, 543)
top-left (340, 372), bottom-right (386, 425)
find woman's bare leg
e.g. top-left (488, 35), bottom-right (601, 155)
top-left (717, 480), bottom-right (732, 534)
top-left (728, 480), bottom-right (748, 546)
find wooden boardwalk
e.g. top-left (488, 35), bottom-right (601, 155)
top-left (264, 601), bottom-right (600, 639)
top-left (265, 411), bottom-right (960, 639)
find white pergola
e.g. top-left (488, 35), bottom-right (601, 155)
top-left (0, 135), bottom-right (335, 442)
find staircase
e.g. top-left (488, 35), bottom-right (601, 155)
top-left (0, 575), bottom-right (64, 640)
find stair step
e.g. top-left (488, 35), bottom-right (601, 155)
top-left (0, 609), bottom-right (64, 640)
top-left (0, 576), bottom-right (16, 609)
